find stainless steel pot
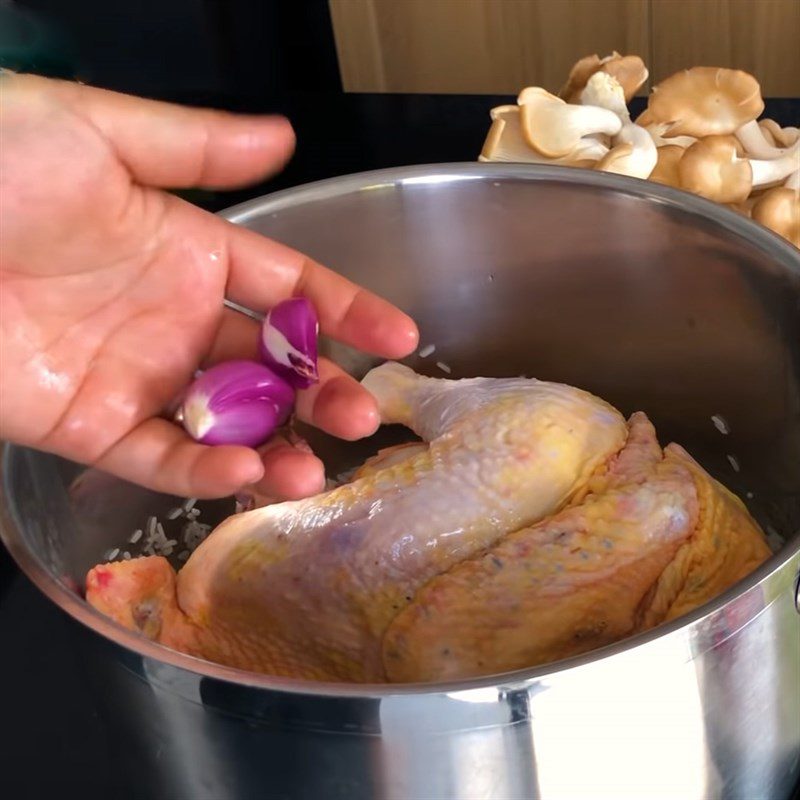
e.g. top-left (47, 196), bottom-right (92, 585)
top-left (2, 164), bottom-right (799, 800)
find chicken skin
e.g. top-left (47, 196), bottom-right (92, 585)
top-left (86, 364), bottom-right (771, 682)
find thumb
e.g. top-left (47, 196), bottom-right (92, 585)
top-left (48, 75), bottom-right (295, 189)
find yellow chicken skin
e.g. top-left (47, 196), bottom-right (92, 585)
top-left (85, 364), bottom-right (771, 682)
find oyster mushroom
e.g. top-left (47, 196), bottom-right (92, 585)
top-left (643, 122), bottom-right (696, 149)
top-left (479, 104), bottom-right (607, 164)
top-left (726, 194), bottom-right (762, 218)
top-left (580, 70), bottom-right (630, 119)
top-left (648, 144), bottom-right (685, 187)
top-left (559, 51), bottom-right (649, 103)
top-left (594, 121), bottom-right (657, 180)
top-left (677, 135), bottom-right (800, 203)
top-left (517, 87), bottom-right (622, 158)
top-left (757, 121), bottom-right (778, 147)
top-left (760, 119), bottom-right (800, 148)
top-left (751, 187), bottom-right (800, 247)
top-left (581, 72), bottom-right (657, 180)
top-left (644, 67), bottom-right (764, 138)
top-left (735, 120), bottom-right (796, 160)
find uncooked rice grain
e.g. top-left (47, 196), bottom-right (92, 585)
top-left (182, 498), bottom-right (198, 512)
top-left (727, 455), bottom-right (740, 472)
top-left (711, 415), bottom-right (730, 435)
top-left (436, 361), bottom-right (452, 374)
top-left (129, 529), bottom-right (143, 544)
top-left (334, 466), bottom-right (359, 485)
top-left (166, 506), bottom-right (184, 520)
top-left (105, 547), bottom-right (120, 561)
top-left (182, 520), bottom-right (212, 551)
top-left (765, 525), bottom-right (783, 552)
top-left (418, 344), bottom-right (436, 358)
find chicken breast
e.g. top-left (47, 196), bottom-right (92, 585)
top-left (85, 364), bottom-right (771, 682)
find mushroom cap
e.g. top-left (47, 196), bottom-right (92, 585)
top-left (649, 144), bottom-right (685, 187)
top-left (677, 135), bottom-right (752, 203)
top-left (726, 201), bottom-right (752, 218)
top-left (594, 142), bottom-right (635, 174)
top-left (751, 187), bottom-right (800, 248)
top-left (559, 52), bottom-right (648, 103)
top-left (646, 67), bottom-right (764, 138)
top-left (518, 87), bottom-right (622, 158)
top-left (758, 120), bottom-right (780, 147)
top-left (603, 54), bottom-right (649, 103)
top-left (480, 105), bottom-right (534, 162)
top-left (559, 53), bottom-right (605, 102)
top-left (726, 194), bottom-right (762, 218)
top-left (759, 119), bottom-right (800, 148)
top-left (643, 122), bottom-right (697, 148)
top-left (480, 105), bottom-right (608, 164)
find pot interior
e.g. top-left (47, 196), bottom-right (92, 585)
top-left (3, 165), bottom-right (799, 675)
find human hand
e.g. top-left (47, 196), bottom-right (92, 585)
top-left (0, 73), bottom-right (418, 499)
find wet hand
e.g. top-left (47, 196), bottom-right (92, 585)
top-left (0, 73), bottom-right (418, 499)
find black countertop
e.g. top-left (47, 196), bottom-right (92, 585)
top-left (1, 92), bottom-right (799, 799)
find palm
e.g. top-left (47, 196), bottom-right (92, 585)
top-left (1, 74), bottom-right (417, 498)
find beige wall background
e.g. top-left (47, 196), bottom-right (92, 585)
top-left (329, 0), bottom-right (800, 96)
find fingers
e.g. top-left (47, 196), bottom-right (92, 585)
top-left (206, 310), bottom-right (381, 441)
top-left (251, 437), bottom-right (326, 500)
top-left (95, 418), bottom-right (265, 498)
top-left (94, 417), bottom-right (327, 501)
top-left (222, 219), bottom-right (419, 359)
top-left (294, 359), bottom-right (380, 440)
top-left (49, 75), bottom-right (296, 189)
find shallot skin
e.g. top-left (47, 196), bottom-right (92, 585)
top-left (259, 297), bottom-right (319, 389)
top-left (179, 360), bottom-right (294, 447)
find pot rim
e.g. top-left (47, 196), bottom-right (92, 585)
top-left (2, 162), bottom-right (799, 699)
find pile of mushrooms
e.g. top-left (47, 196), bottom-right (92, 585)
top-left (480, 53), bottom-right (799, 248)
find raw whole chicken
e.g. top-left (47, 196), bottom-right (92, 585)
top-left (86, 363), bottom-right (771, 682)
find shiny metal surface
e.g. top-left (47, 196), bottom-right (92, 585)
top-left (2, 163), bottom-right (800, 800)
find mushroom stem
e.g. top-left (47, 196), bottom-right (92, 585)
top-left (580, 72), bottom-right (630, 120)
top-left (581, 72), bottom-right (657, 180)
top-left (749, 144), bottom-right (800, 189)
top-left (735, 120), bottom-right (793, 160)
top-left (518, 87), bottom-right (622, 158)
top-left (596, 121), bottom-right (658, 179)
